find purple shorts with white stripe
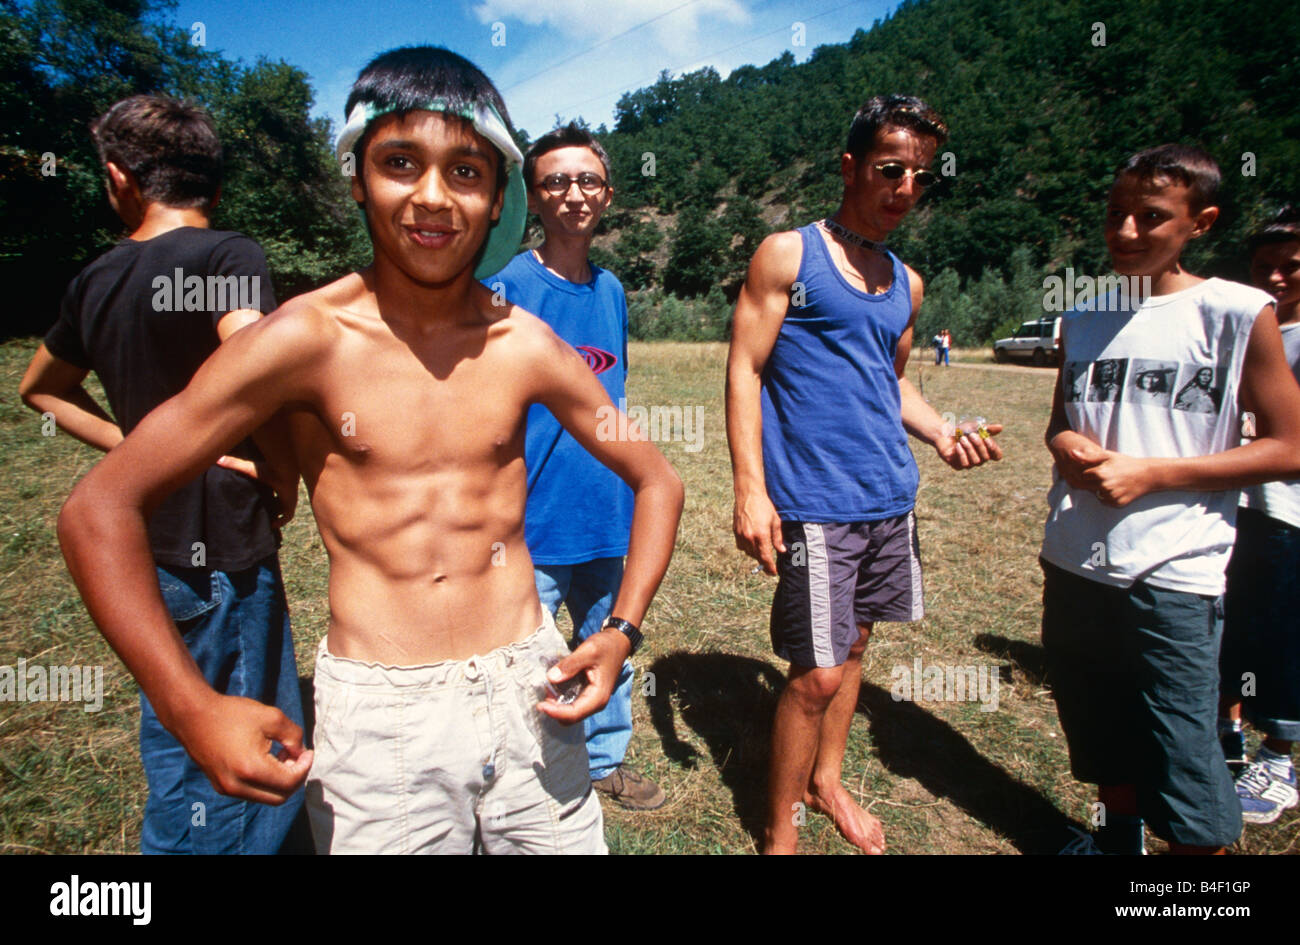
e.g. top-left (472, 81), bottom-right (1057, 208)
top-left (769, 512), bottom-right (925, 668)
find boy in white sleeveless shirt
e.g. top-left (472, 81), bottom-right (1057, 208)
top-left (1040, 146), bottom-right (1300, 854)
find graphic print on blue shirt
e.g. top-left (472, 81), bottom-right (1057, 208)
top-left (488, 251), bottom-right (633, 564)
top-left (760, 223), bottom-right (918, 522)
top-left (575, 344), bottom-right (617, 375)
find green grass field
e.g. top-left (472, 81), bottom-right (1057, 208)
top-left (1, 338), bottom-right (1295, 854)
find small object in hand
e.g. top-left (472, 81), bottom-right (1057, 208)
top-left (542, 655), bottom-right (585, 705)
top-left (974, 416), bottom-right (991, 440)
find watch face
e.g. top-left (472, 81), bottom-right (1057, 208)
top-left (604, 618), bottom-right (641, 654)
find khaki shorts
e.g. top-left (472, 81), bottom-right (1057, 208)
top-left (306, 610), bottom-right (606, 854)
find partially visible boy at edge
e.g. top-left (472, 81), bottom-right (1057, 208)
top-left (19, 95), bottom-right (302, 855)
top-left (1042, 145), bottom-right (1300, 855)
top-left (1218, 205), bottom-right (1300, 825)
top-left (56, 46), bottom-right (684, 854)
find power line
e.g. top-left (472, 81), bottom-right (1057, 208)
top-left (502, 0), bottom-right (705, 92)
top-left (547, 0), bottom-right (869, 123)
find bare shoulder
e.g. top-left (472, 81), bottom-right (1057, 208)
top-left (487, 297), bottom-right (574, 368)
top-left (254, 274), bottom-right (359, 357)
top-left (199, 277), bottom-right (370, 409)
top-left (478, 297), bottom-right (596, 408)
top-left (903, 262), bottom-right (924, 301)
top-left (749, 230), bottom-right (804, 290)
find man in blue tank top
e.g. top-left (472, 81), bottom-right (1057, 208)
top-left (726, 95), bottom-right (1004, 854)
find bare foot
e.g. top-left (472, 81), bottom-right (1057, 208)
top-left (804, 784), bottom-right (886, 854)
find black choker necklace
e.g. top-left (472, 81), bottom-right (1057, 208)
top-left (821, 218), bottom-right (888, 254)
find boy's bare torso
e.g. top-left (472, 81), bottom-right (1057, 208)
top-left (283, 271), bottom-right (545, 664)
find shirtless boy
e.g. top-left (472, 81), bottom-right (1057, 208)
top-left (56, 45), bottom-right (684, 854)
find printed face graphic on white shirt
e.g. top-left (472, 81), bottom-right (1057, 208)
top-left (1067, 358), bottom-right (1226, 414)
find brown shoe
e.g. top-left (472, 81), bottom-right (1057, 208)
top-left (592, 767), bottom-right (666, 811)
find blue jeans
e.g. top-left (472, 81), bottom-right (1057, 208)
top-left (533, 558), bottom-right (633, 779)
top-left (140, 555), bottom-right (304, 854)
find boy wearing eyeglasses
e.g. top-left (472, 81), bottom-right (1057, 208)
top-left (726, 95), bottom-right (1003, 855)
top-left (487, 123), bottom-right (665, 811)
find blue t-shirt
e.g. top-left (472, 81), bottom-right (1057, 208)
top-left (488, 250), bottom-right (633, 564)
top-left (761, 224), bottom-right (919, 521)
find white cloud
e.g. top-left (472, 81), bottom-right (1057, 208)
top-left (472, 0), bottom-right (750, 56)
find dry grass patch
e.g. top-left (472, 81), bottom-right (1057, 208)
top-left (2, 337), bottom-right (1293, 854)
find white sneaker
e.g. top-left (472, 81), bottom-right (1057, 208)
top-left (1236, 759), bottom-right (1299, 825)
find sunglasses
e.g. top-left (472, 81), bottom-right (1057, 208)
top-left (873, 162), bottom-right (938, 188)
top-left (536, 172), bottom-right (608, 196)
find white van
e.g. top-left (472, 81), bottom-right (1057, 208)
top-left (992, 317), bottom-right (1060, 366)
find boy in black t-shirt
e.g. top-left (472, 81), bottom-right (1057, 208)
top-left (19, 95), bottom-right (303, 854)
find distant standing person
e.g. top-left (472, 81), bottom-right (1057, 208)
top-left (932, 330), bottom-right (944, 365)
top-left (487, 123), bottom-right (665, 810)
top-left (18, 95), bottom-right (301, 854)
top-left (726, 95), bottom-right (1003, 855)
top-left (940, 328), bottom-right (951, 365)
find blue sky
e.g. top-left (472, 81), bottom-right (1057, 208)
top-left (171, 0), bottom-right (897, 140)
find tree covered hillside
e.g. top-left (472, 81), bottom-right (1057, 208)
top-left (591, 0), bottom-right (1298, 343)
top-left (3, 0), bottom-right (1295, 344)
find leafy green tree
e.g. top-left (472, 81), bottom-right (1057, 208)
top-left (2, 0), bottom-right (366, 337)
top-left (720, 196), bottom-right (769, 296)
top-left (663, 204), bottom-right (729, 298)
top-left (609, 218), bottom-right (663, 290)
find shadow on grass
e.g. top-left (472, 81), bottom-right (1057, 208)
top-left (645, 652), bottom-right (784, 846)
top-left (972, 632), bottom-right (1047, 686)
top-left (856, 682), bottom-right (1074, 853)
top-left (646, 652), bottom-right (1076, 853)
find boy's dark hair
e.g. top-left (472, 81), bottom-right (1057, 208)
top-left (845, 94), bottom-right (948, 158)
top-left (346, 45), bottom-right (515, 189)
top-left (523, 122), bottom-right (611, 189)
top-left (1248, 204), bottom-right (1300, 254)
top-left (91, 95), bottom-right (222, 209)
top-left (1117, 144), bottom-right (1221, 212)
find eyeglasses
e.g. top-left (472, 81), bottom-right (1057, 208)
top-left (873, 162), bottom-right (938, 188)
top-left (536, 172), bottom-right (608, 196)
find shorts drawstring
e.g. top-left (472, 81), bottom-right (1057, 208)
top-left (465, 656), bottom-right (498, 783)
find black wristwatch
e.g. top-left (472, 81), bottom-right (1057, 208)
top-left (602, 616), bottom-right (643, 655)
